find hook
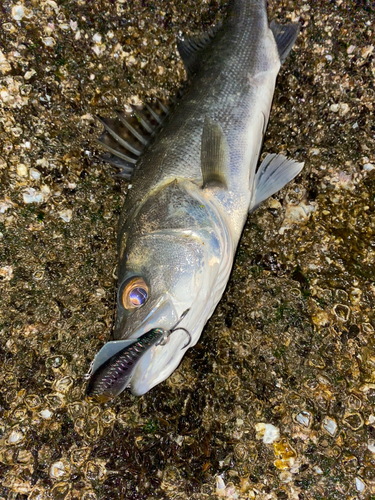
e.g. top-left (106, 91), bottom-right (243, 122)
top-left (157, 309), bottom-right (191, 349)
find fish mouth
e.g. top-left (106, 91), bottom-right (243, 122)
top-left (130, 326), bottom-right (189, 395)
top-left (125, 295), bottom-right (180, 340)
top-left (110, 292), bottom-right (182, 396)
top-left (119, 296), bottom-right (195, 395)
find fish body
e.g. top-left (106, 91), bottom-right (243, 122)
top-left (91, 0), bottom-right (304, 397)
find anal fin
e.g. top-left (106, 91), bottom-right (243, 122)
top-left (249, 153), bottom-right (304, 212)
top-left (201, 116), bottom-right (230, 190)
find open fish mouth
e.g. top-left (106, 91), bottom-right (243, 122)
top-left (129, 327), bottom-right (189, 395)
top-left (86, 307), bottom-right (192, 401)
top-left (85, 328), bottom-right (166, 402)
top-left (128, 304), bottom-right (193, 396)
top-left (113, 292), bottom-right (181, 342)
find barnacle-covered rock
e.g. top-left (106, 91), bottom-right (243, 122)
top-left (84, 460), bottom-right (107, 482)
top-left (1, 0), bottom-right (375, 499)
top-left (28, 484), bottom-right (48, 500)
top-left (50, 482), bottom-right (71, 500)
top-left (342, 412), bottom-right (364, 431)
top-left (70, 446), bottom-right (91, 467)
top-left (53, 376), bottom-right (74, 394)
top-left (333, 304), bottom-right (351, 322)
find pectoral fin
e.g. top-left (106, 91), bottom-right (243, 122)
top-left (201, 116), bottom-right (230, 190)
top-left (249, 153), bottom-right (304, 212)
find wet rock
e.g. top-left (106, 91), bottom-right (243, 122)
top-left (1, 0), bottom-right (375, 498)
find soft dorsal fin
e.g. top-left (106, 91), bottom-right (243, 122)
top-left (201, 116), bottom-right (230, 190)
top-left (177, 24), bottom-right (221, 77)
top-left (270, 20), bottom-right (300, 64)
top-left (249, 153), bottom-right (304, 212)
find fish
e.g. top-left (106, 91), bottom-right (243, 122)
top-left (88, 0), bottom-right (304, 398)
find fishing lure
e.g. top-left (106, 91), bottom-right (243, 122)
top-left (86, 310), bottom-right (190, 402)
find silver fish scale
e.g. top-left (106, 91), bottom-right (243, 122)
top-left (118, 0), bottom-right (276, 243)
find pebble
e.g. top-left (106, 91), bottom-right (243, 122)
top-left (363, 163), bottom-right (374, 171)
top-left (255, 423), bottom-right (280, 444)
top-left (7, 428), bottom-right (24, 444)
top-left (17, 164), bottom-right (28, 177)
top-left (322, 416), bottom-right (337, 436)
top-left (0, 198), bottom-right (13, 213)
top-left (295, 411), bottom-right (312, 428)
top-left (23, 188), bottom-right (44, 203)
top-left (43, 37), bottom-right (56, 47)
top-left (59, 209), bottom-right (73, 222)
top-left (330, 102), bottom-right (349, 115)
top-left (40, 409), bottom-right (53, 419)
top-left (11, 4), bottom-right (24, 21)
top-left (216, 475), bottom-right (226, 497)
top-left (355, 477), bottom-right (365, 493)
top-left (30, 168), bottom-right (41, 180)
top-left (50, 461), bottom-right (68, 479)
top-left (24, 69), bottom-right (36, 80)
top-left (0, 49), bottom-right (11, 74)
top-left (0, 266), bottom-right (13, 281)
top-left (361, 45), bottom-right (374, 58)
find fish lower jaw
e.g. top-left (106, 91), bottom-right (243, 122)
top-left (129, 338), bottom-right (188, 395)
top-left (129, 368), bottom-right (167, 396)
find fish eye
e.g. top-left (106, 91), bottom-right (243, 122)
top-left (120, 277), bottom-right (149, 309)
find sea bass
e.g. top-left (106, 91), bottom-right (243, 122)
top-left (87, 0), bottom-right (304, 397)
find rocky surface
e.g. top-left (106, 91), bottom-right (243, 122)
top-left (0, 0), bottom-right (375, 499)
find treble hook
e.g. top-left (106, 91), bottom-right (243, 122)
top-left (158, 309), bottom-right (192, 349)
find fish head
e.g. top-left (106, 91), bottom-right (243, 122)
top-left (114, 227), bottom-right (223, 395)
top-left (114, 183), bottom-right (228, 395)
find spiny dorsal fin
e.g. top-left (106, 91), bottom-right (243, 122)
top-left (201, 116), bottom-right (230, 190)
top-left (249, 153), bottom-right (304, 212)
top-left (97, 100), bottom-right (169, 179)
top-left (270, 20), bottom-right (300, 64)
top-left (177, 24), bottom-right (222, 77)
